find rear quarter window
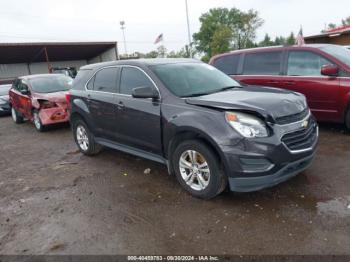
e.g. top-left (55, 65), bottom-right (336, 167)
top-left (73, 69), bottom-right (92, 90)
top-left (93, 67), bottom-right (119, 93)
top-left (243, 51), bottom-right (282, 75)
top-left (213, 55), bottom-right (240, 75)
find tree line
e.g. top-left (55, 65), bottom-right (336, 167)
top-left (135, 8), bottom-right (350, 62)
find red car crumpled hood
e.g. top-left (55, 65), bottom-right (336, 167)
top-left (32, 91), bottom-right (68, 103)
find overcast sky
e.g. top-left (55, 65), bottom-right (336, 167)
top-left (0, 0), bottom-right (349, 54)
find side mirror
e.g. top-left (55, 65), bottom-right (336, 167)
top-left (321, 64), bottom-right (339, 77)
top-left (132, 86), bottom-right (159, 99)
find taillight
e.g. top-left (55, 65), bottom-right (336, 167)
top-left (65, 92), bottom-right (71, 104)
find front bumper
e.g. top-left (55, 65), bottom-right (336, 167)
top-left (220, 115), bottom-right (318, 192)
top-left (228, 153), bottom-right (315, 192)
top-left (38, 107), bottom-right (69, 125)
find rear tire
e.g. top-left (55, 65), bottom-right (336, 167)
top-left (11, 107), bottom-right (24, 124)
top-left (33, 109), bottom-right (46, 132)
top-left (72, 119), bottom-right (101, 156)
top-left (172, 139), bottom-right (227, 200)
top-left (346, 109), bottom-right (350, 130)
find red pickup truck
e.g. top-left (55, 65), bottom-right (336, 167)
top-left (210, 44), bottom-right (350, 128)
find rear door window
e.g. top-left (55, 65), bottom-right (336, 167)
top-left (120, 67), bottom-right (154, 95)
top-left (213, 55), bottom-right (240, 75)
top-left (243, 51), bottom-right (282, 75)
top-left (93, 67), bottom-right (119, 93)
top-left (287, 51), bottom-right (331, 76)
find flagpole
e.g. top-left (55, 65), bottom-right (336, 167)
top-left (185, 0), bottom-right (192, 58)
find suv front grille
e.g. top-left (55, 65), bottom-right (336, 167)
top-left (275, 109), bottom-right (309, 125)
top-left (281, 117), bottom-right (318, 152)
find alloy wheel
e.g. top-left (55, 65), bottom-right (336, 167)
top-left (11, 108), bottom-right (17, 122)
top-left (76, 125), bottom-right (89, 151)
top-left (179, 150), bottom-right (211, 191)
top-left (33, 112), bottom-right (41, 130)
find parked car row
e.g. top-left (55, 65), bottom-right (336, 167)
top-left (6, 44), bottom-right (349, 199)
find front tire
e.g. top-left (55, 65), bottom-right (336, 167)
top-left (73, 119), bottom-right (101, 156)
top-left (33, 110), bottom-right (46, 132)
top-left (172, 139), bottom-right (227, 199)
top-left (11, 107), bottom-right (24, 124)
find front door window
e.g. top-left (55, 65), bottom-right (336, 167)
top-left (287, 51), bottom-right (331, 76)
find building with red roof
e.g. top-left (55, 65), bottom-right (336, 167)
top-left (305, 25), bottom-right (350, 45)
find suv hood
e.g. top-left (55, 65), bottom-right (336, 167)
top-left (185, 86), bottom-right (307, 122)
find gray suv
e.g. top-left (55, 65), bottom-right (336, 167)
top-left (68, 59), bottom-right (318, 199)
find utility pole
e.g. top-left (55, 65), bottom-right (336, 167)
top-left (120, 21), bottom-right (127, 55)
top-left (185, 0), bottom-right (192, 58)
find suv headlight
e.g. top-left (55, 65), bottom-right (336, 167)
top-left (225, 112), bottom-right (268, 138)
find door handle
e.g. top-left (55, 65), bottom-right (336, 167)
top-left (86, 94), bottom-right (92, 103)
top-left (267, 81), bottom-right (280, 85)
top-left (117, 101), bottom-right (125, 110)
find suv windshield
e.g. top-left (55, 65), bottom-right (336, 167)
top-left (29, 75), bottom-right (73, 93)
top-left (320, 45), bottom-right (350, 67)
top-left (151, 63), bottom-right (241, 97)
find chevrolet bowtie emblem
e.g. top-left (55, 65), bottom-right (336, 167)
top-left (302, 120), bottom-right (309, 129)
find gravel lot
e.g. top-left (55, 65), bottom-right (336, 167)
top-left (0, 115), bottom-right (349, 255)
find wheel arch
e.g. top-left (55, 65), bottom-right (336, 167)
top-left (166, 128), bottom-right (228, 176)
top-left (70, 111), bottom-right (89, 127)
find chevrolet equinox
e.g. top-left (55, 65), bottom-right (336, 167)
top-left (69, 59), bottom-right (318, 199)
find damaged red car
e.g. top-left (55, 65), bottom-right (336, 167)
top-left (9, 74), bottom-right (72, 131)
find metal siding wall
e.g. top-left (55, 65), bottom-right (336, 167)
top-left (101, 48), bottom-right (117, 61)
top-left (87, 56), bottom-right (101, 64)
top-left (29, 60), bottom-right (88, 74)
top-left (88, 47), bottom-right (117, 64)
top-left (0, 60), bottom-right (87, 83)
top-left (0, 63), bottom-right (29, 79)
top-left (0, 43), bottom-right (118, 82)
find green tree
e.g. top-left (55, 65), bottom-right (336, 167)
top-left (144, 50), bottom-right (159, 58)
top-left (274, 36), bottom-right (286, 45)
top-left (235, 9), bottom-right (264, 49)
top-left (342, 16), bottom-right (350, 26)
top-left (157, 45), bottom-right (167, 58)
top-left (193, 7), bottom-right (263, 60)
top-left (286, 32), bottom-right (296, 45)
top-left (245, 39), bottom-right (258, 49)
top-left (167, 46), bottom-right (195, 58)
top-left (258, 33), bottom-right (274, 47)
top-left (328, 23), bottom-right (337, 29)
top-left (210, 26), bottom-right (233, 56)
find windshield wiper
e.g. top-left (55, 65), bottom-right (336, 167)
top-left (183, 86), bottom-right (242, 98)
top-left (183, 92), bottom-right (213, 98)
top-left (219, 86), bottom-right (242, 91)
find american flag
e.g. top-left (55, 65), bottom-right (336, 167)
top-left (296, 27), bottom-right (305, 46)
top-left (154, 33), bottom-right (164, 44)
